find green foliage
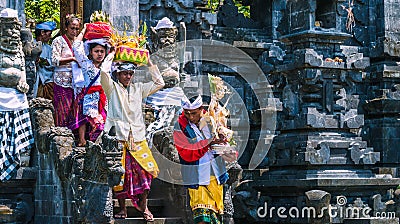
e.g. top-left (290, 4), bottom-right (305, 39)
top-left (207, 0), bottom-right (250, 18)
top-left (25, 0), bottom-right (60, 26)
top-left (207, 0), bottom-right (221, 12)
top-left (234, 1), bottom-right (250, 18)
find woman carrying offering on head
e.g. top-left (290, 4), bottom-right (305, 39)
top-left (70, 24), bottom-right (109, 146)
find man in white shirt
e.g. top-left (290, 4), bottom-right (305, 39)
top-left (100, 54), bottom-right (164, 221)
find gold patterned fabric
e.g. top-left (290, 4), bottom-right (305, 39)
top-left (188, 176), bottom-right (224, 214)
top-left (113, 137), bottom-right (159, 192)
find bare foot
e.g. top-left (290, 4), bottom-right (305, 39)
top-left (114, 210), bottom-right (127, 219)
top-left (77, 139), bottom-right (86, 147)
top-left (143, 208), bottom-right (154, 222)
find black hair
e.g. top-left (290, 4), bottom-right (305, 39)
top-left (89, 43), bottom-right (107, 51)
top-left (111, 71), bottom-right (118, 82)
top-left (88, 43), bottom-right (107, 60)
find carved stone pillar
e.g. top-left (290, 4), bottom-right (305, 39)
top-left (233, 0), bottom-right (400, 223)
top-left (305, 190), bottom-right (331, 224)
top-left (78, 131), bottom-right (124, 224)
top-left (362, 0), bottom-right (400, 176)
top-left (83, 0), bottom-right (139, 32)
top-left (32, 100), bottom-right (124, 223)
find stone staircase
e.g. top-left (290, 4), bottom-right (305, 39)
top-left (113, 197), bottom-right (184, 224)
top-left (114, 217), bottom-right (183, 224)
top-left (113, 179), bottom-right (187, 224)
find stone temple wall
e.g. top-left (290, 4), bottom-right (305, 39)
top-left (2, 0), bottom-right (400, 223)
top-left (136, 0), bottom-right (400, 223)
top-left (208, 0), bottom-right (400, 223)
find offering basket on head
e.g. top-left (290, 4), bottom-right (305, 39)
top-left (114, 45), bottom-right (149, 65)
top-left (84, 22), bottom-right (112, 40)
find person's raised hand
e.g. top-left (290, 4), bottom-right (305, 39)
top-left (108, 41), bottom-right (116, 54)
top-left (147, 58), bottom-right (153, 67)
top-left (81, 23), bottom-right (88, 34)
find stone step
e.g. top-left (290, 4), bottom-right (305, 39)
top-left (113, 198), bottom-right (165, 208)
top-left (114, 217), bottom-right (183, 224)
top-left (113, 198), bottom-right (165, 218)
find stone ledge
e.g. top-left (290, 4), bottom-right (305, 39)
top-left (251, 178), bottom-right (400, 188)
top-left (233, 41), bottom-right (272, 49)
top-left (343, 217), bottom-right (399, 224)
top-left (13, 167), bottom-right (37, 180)
top-left (114, 217), bottom-right (183, 224)
top-left (113, 198), bottom-right (164, 208)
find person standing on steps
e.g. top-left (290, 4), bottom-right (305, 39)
top-left (51, 14), bottom-right (81, 128)
top-left (173, 95), bottom-right (229, 224)
top-left (100, 49), bottom-right (164, 221)
top-left (70, 24), bottom-right (110, 147)
top-left (33, 21), bottom-right (57, 100)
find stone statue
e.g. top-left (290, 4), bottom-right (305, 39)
top-left (0, 9), bottom-right (34, 183)
top-left (21, 28), bottom-right (42, 99)
top-left (0, 13), bottom-right (29, 93)
top-left (146, 17), bottom-right (186, 156)
top-left (151, 17), bottom-right (180, 88)
top-left (78, 131), bottom-right (124, 223)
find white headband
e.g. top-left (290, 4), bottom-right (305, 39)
top-left (181, 95), bottom-right (203, 110)
top-left (112, 62), bottom-right (138, 73)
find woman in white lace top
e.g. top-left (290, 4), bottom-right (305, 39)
top-left (51, 14), bottom-right (81, 128)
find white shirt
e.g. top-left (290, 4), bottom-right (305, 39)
top-left (0, 87), bottom-right (28, 111)
top-left (100, 54), bottom-right (165, 141)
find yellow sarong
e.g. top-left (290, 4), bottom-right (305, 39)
top-left (188, 176), bottom-right (224, 214)
top-left (113, 139), bottom-right (159, 192)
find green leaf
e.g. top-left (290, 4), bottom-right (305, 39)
top-left (208, 74), bottom-right (217, 94)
